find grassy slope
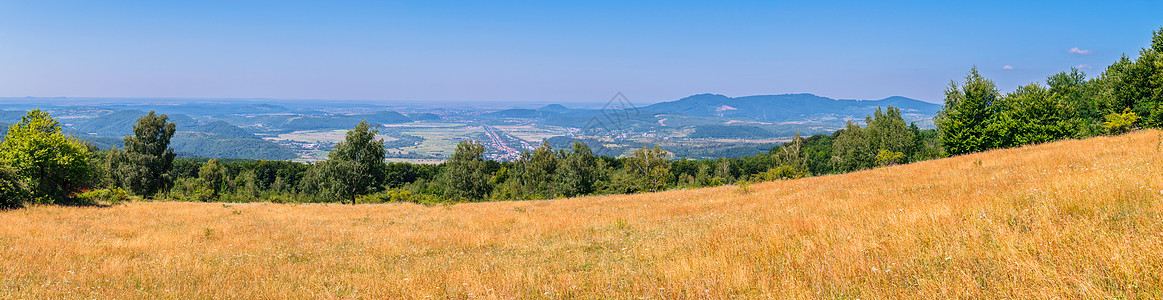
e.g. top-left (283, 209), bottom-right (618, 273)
top-left (3, 131), bottom-right (1163, 298)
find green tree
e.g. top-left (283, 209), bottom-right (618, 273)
top-left (986, 83), bottom-right (1076, 147)
top-left (1048, 68), bottom-right (1099, 136)
top-left (625, 145), bottom-right (670, 192)
top-left (109, 111), bottom-right (177, 197)
top-left (305, 121), bottom-right (388, 204)
top-left (519, 141), bottom-right (558, 198)
top-left (0, 110), bottom-right (93, 203)
top-left (865, 106), bottom-right (915, 158)
top-left (556, 141), bottom-right (598, 197)
top-left (832, 121), bottom-right (873, 172)
top-left (1093, 27), bottom-right (1163, 128)
top-left (439, 140), bottom-right (492, 201)
top-left (936, 67), bottom-right (1002, 155)
top-left (199, 159), bottom-right (225, 197)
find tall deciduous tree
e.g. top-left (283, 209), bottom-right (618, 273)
top-left (625, 145), bottom-right (670, 192)
top-left (303, 121), bottom-right (387, 204)
top-left (831, 121), bottom-right (873, 172)
top-left (0, 110), bottom-right (93, 203)
top-left (439, 140), bottom-right (491, 201)
top-left (556, 141), bottom-right (598, 197)
top-left (987, 83), bottom-right (1076, 147)
top-left (1094, 27), bottom-right (1163, 128)
top-left (519, 141), bottom-right (558, 198)
top-left (110, 111), bottom-right (177, 197)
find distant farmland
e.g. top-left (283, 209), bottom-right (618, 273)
top-left (3, 130), bottom-right (1162, 298)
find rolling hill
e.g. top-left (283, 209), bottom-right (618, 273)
top-left (65, 110), bottom-right (296, 160)
top-left (3, 130), bottom-right (1161, 298)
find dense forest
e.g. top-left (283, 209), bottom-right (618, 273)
top-left (3, 27), bottom-right (1162, 207)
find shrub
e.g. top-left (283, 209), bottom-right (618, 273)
top-left (76, 188), bottom-right (131, 205)
top-left (734, 180), bottom-right (752, 194)
top-left (356, 189), bottom-right (440, 204)
top-left (266, 195), bottom-right (291, 204)
top-left (752, 165), bottom-right (808, 182)
top-left (0, 163), bottom-right (30, 208)
top-left (1104, 109), bottom-right (1140, 134)
top-left (875, 149), bottom-right (906, 167)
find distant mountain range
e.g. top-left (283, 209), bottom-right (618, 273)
top-left (0, 93), bottom-right (944, 161)
top-left (640, 93), bottom-right (939, 123)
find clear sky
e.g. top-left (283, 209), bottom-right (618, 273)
top-left (1, 1), bottom-right (1160, 104)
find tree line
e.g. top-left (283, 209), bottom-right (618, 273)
top-left (0, 107), bottom-right (939, 206)
top-left (2, 27), bottom-right (1161, 207)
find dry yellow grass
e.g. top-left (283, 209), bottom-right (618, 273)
top-left (3, 130), bottom-right (1163, 299)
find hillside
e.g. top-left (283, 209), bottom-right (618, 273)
top-left (3, 131), bottom-right (1162, 298)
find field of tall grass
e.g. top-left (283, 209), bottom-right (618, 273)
top-left (3, 130), bottom-right (1162, 298)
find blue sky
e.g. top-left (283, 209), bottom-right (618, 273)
top-left (1, 1), bottom-right (1160, 104)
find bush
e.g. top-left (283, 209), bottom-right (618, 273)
top-left (875, 149), bottom-right (906, 167)
top-left (1104, 109), bottom-right (1140, 134)
top-left (0, 163), bottom-right (30, 208)
top-left (752, 165), bottom-right (808, 182)
top-left (356, 189), bottom-right (442, 204)
top-left (266, 194), bottom-right (291, 204)
top-left (734, 180), bottom-right (752, 194)
top-left (76, 188), bottom-right (131, 205)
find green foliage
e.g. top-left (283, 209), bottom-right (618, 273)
top-left (302, 121), bottom-right (388, 204)
top-left (1099, 29), bottom-right (1163, 127)
top-left (555, 141), bottom-right (599, 197)
top-left (439, 140), bottom-right (492, 201)
top-left (734, 180), bottom-right (751, 194)
top-left (831, 106), bottom-right (920, 172)
top-left (518, 141), bottom-right (559, 198)
top-left (1104, 109), bottom-right (1140, 134)
top-left (986, 84), bottom-right (1078, 147)
top-left (874, 149), bottom-right (905, 167)
top-left (109, 111), bottom-right (177, 197)
top-left (76, 187), bottom-right (131, 205)
top-left (936, 67), bottom-right (1002, 155)
top-left (752, 165), bottom-right (807, 181)
top-left (355, 189), bottom-right (440, 204)
top-left (625, 145), bottom-right (671, 192)
top-left (0, 162), bottom-right (30, 207)
top-left (0, 109), bottom-right (93, 203)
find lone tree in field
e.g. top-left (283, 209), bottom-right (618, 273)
top-left (109, 111), bottom-right (177, 197)
top-left (0, 109), bottom-right (93, 204)
top-left (305, 121), bottom-right (387, 204)
top-left (439, 140), bottom-right (491, 201)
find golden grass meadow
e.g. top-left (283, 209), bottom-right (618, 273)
top-left (3, 130), bottom-right (1163, 299)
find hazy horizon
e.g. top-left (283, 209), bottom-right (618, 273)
top-left (2, 1), bottom-right (1161, 103)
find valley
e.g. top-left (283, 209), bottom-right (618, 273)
top-left (0, 93), bottom-right (940, 162)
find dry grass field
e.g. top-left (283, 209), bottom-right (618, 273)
top-left (3, 131), bottom-right (1163, 299)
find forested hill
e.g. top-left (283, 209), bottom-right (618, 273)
top-left (641, 93), bottom-right (940, 123)
top-left (65, 110), bottom-right (296, 160)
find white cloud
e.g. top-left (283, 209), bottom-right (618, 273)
top-left (1002, 65), bottom-right (1015, 70)
top-left (1076, 64), bottom-right (1092, 69)
top-left (1068, 47), bottom-right (1092, 55)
